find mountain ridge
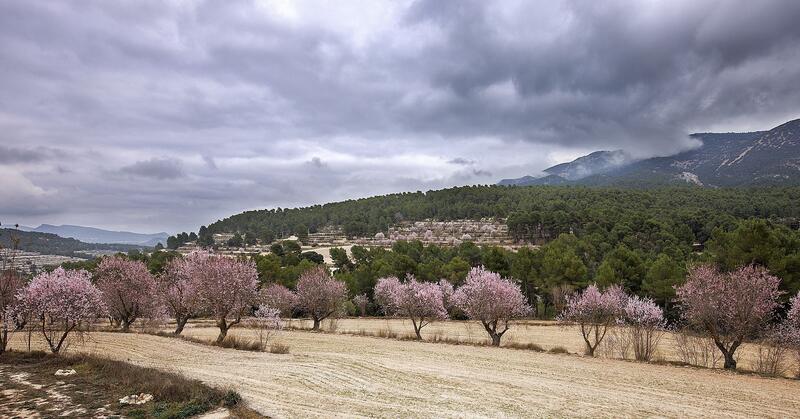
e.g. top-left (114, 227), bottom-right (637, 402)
top-left (18, 224), bottom-right (168, 246)
top-left (499, 118), bottom-right (800, 187)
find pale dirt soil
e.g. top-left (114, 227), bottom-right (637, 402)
top-left (284, 317), bottom-right (799, 373)
top-left (8, 321), bottom-right (800, 418)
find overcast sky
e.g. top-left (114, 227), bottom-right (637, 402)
top-left (2, 1), bottom-right (800, 234)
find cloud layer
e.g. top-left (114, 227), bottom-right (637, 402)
top-left (1, 0), bottom-right (799, 233)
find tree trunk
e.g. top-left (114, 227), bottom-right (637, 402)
top-left (312, 317), bottom-right (321, 331)
top-left (0, 329), bottom-right (7, 354)
top-left (412, 318), bottom-right (423, 340)
top-left (174, 317), bottom-right (188, 335)
top-left (585, 342), bottom-right (596, 357)
top-left (216, 319), bottom-right (229, 343)
top-left (723, 351), bottom-right (737, 369)
top-left (491, 333), bottom-right (501, 346)
top-left (121, 319), bottom-right (132, 332)
top-left (714, 339), bottom-right (739, 370)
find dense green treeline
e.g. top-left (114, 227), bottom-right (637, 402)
top-left (204, 186), bottom-right (800, 245)
top-left (62, 218), bottom-right (800, 320)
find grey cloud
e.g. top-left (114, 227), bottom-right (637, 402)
top-left (308, 156), bottom-right (327, 168)
top-left (1, 1), bottom-right (799, 232)
top-left (120, 158), bottom-right (185, 180)
top-left (0, 145), bottom-right (55, 164)
top-left (448, 157), bottom-right (474, 165)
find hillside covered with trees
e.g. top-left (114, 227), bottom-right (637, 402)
top-left (206, 185), bottom-right (800, 244)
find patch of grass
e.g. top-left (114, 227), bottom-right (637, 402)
top-left (269, 343), bottom-right (290, 354)
top-left (506, 342), bottom-right (545, 352)
top-left (548, 346), bottom-right (569, 354)
top-left (215, 335), bottom-right (263, 352)
top-left (0, 350), bottom-right (261, 418)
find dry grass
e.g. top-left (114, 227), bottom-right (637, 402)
top-left (269, 342), bottom-right (290, 354)
top-left (0, 350), bottom-right (260, 418)
top-left (16, 329), bottom-right (800, 418)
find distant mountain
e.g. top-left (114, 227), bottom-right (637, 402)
top-left (18, 224), bottom-right (168, 246)
top-left (0, 228), bottom-right (147, 258)
top-left (499, 150), bottom-right (633, 185)
top-left (499, 118), bottom-right (800, 187)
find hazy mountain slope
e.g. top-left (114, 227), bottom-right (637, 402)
top-left (499, 118), bottom-right (800, 187)
top-left (0, 228), bottom-right (147, 258)
top-left (499, 150), bottom-right (633, 185)
top-left (20, 224), bottom-right (168, 246)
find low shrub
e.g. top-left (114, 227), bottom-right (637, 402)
top-left (269, 342), bottom-right (290, 354)
top-left (505, 342), bottom-right (545, 352)
top-left (215, 335), bottom-right (263, 352)
top-left (548, 346), bottom-right (569, 354)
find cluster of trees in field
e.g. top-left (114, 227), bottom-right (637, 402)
top-left (202, 185), bottom-right (800, 244)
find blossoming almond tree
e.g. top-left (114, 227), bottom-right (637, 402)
top-left (621, 295), bottom-right (666, 361)
top-left (0, 270), bottom-right (24, 354)
top-left (249, 305), bottom-right (284, 349)
top-left (375, 276), bottom-right (448, 340)
top-left (295, 266), bottom-right (347, 331)
top-left (676, 264), bottom-right (782, 369)
top-left (558, 284), bottom-right (626, 356)
top-left (259, 283), bottom-right (297, 317)
top-left (16, 268), bottom-right (106, 354)
top-left (96, 256), bottom-right (162, 331)
top-left (192, 253), bottom-right (259, 342)
top-left (453, 267), bottom-right (531, 346)
top-left (352, 293), bottom-right (369, 317)
top-left (159, 253), bottom-right (203, 335)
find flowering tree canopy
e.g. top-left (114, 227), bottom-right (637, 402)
top-left (191, 253), bottom-right (259, 342)
top-left (788, 291), bottom-right (800, 329)
top-left (453, 267), bottom-right (531, 346)
top-left (96, 256), bottom-right (161, 331)
top-left (16, 268), bottom-right (106, 353)
top-left (0, 270), bottom-right (24, 354)
top-left (352, 293), bottom-right (369, 317)
top-left (676, 264), bottom-right (782, 369)
top-left (438, 279), bottom-right (455, 312)
top-left (375, 275), bottom-right (448, 339)
top-left (558, 284), bottom-right (626, 356)
top-left (620, 295), bottom-right (666, 361)
top-left (159, 253), bottom-right (204, 335)
top-left (259, 283), bottom-right (297, 317)
top-left (295, 266), bottom-right (347, 330)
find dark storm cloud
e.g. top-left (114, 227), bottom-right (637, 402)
top-left (1, 0), bottom-right (799, 232)
top-left (0, 146), bottom-right (56, 164)
top-left (120, 158), bottom-right (185, 180)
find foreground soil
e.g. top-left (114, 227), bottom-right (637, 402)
top-left (9, 327), bottom-right (800, 418)
top-left (0, 350), bottom-right (256, 418)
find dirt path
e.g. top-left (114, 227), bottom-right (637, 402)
top-left (9, 328), bottom-right (800, 418)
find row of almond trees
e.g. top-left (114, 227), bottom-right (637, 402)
top-left (0, 253), bottom-right (354, 354)
top-left (2, 251), bottom-right (799, 374)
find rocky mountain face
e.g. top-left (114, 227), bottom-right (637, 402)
top-left (499, 118), bottom-right (800, 187)
top-left (499, 150), bottom-right (633, 185)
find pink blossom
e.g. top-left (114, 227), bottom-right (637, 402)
top-left (159, 253), bottom-right (204, 335)
top-left (558, 284), bottom-right (626, 356)
top-left (16, 268), bottom-right (107, 353)
top-left (96, 256), bottom-right (162, 331)
top-left (452, 266), bottom-right (531, 346)
top-left (621, 295), bottom-right (666, 361)
top-left (352, 293), bottom-right (369, 317)
top-left (788, 291), bottom-right (800, 329)
top-left (375, 275), bottom-right (448, 339)
top-left (676, 264), bottom-right (782, 369)
top-left (295, 266), bottom-right (347, 330)
top-left (260, 283), bottom-right (297, 317)
top-left (0, 270), bottom-right (24, 354)
top-left (189, 252), bottom-right (259, 342)
top-left (438, 279), bottom-right (455, 311)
